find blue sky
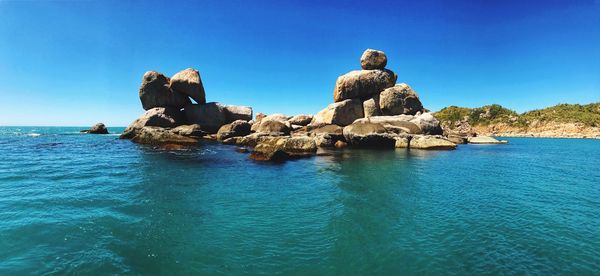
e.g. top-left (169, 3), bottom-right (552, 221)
top-left (0, 0), bottom-right (598, 126)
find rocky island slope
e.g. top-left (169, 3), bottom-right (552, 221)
top-left (436, 103), bottom-right (600, 139)
top-left (118, 49), bottom-right (505, 161)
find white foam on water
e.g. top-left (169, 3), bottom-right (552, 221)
top-left (27, 133), bottom-right (41, 137)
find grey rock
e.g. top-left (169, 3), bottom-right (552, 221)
top-left (184, 103), bottom-right (227, 133)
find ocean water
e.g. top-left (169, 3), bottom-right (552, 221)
top-left (0, 126), bottom-right (598, 275)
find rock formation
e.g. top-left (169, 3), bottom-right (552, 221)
top-left (121, 68), bottom-right (252, 145)
top-left (121, 49), bottom-right (505, 160)
top-left (139, 71), bottom-right (191, 110)
top-left (81, 123), bottom-right (109, 134)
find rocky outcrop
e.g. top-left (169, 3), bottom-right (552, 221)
top-left (222, 104), bottom-right (253, 122)
top-left (121, 107), bottom-right (185, 139)
top-left (333, 69), bottom-right (397, 102)
top-left (353, 116), bottom-right (422, 134)
top-left (171, 124), bottom-right (205, 137)
top-left (342, 122), bottom-right (396, 148)
top-left (139, 71), bottom-right (191, 110)
top-left (312, 99), bottom-right (364, 126)
top-left (81, 123), bottom-right (108, 134)
top-left (288, 115), bottom-right (313, 126)
top-left (467, 136), bottom-right (508, 144)
top-left (360, 49), bottom-right (387, 70)
top-left (363, 95), bottom-right (382, 117)
top-left (254, 119), bottom-right (291, 135)
top-left (249, 136), bottom-right (317, 161)
top-left (184, 103), bottom-right (226, 133)
top-left (217, 120), bottom-right (251, 141)
top-left (410, 113), bottom-right (442, 135)
top-left (379, 83), bottom-right (423, 116)
top-left (309, 124), bottom-right (344, 147)
top-left (169, 68), bottom-right (206, 104)
top-left (130, 127), bottom-right (199, 146)
top-left (410, 135), bottom-right (456, 150)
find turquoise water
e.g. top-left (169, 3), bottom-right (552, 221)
top-left (0, 126), bottom-right (598, 274)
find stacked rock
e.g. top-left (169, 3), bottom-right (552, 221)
top-left (121, 68), bottom-right (253, 145)
top-left (312, 49), bottom-right (425, 126)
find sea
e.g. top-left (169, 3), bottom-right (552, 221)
top-left (0, 126), bottom-right (598, 275)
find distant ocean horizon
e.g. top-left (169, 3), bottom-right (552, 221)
top-left (0, 126), bottom-right (598, 274)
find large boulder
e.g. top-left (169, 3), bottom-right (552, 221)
top-left (309, 124), bottom-right (345, 147)
top-left (169, 68), bottom-right (206, 104)
top-left (333, 69), bottom-right (397, 102)
top-left (217, 120), bottom-right (251, 141)
top-left (360, 49), bottom-right (387, 70)
top-left (184, 103), bottom-right (226, 133)
top-left (82, 123), bottom-right (108, 134)
top-left (222, 104), bottom-right (253, 122)
top-left (288, 114), bottom-right (313, 126)
top-left (311, 99), bottom-right (364, 127)
top-left (263, 113), bottom-right (289, 122)
top-left (379, 83), bottom-right (423, 115)
top-left (130, 126), bottom-right (199, 146)
top-left (171, 124), bottom-right (205, 137)
top-left (249, 136), bottom-right (317, 161)
top-left (120, 107), bottom-right (185, 139)
top-left (342, 122), bottom-right (396, 148)
top-left (354, 115), bottom-right (421, 134)
top-left (254, 119), bottom-right (291, 135)
top-left (139, 71), bottom-right (191, 110)
top-left (410, 135), bottom-right (456, 150)
top-left (363, 95), bottom-right (382, 117)
top-left (410, 113), bottom-right (443, 135)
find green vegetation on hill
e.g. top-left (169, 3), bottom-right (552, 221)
top-left (435, 104), bottom-right (519, 126)
top-left (521, 103), bottom-right (600, 127)
top-left (434, 103), bottom-right (600, 127)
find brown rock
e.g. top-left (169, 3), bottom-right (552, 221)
top-left (342, 122), bottom-right (396, 148)
top-left (410, 135), bottom-right (456, 150)
top-left (363, 95), bottom-right (382, 117)
top-left (360, 49), bottom-right (387, 70)
top-left (171, 124), bottom-right (204, 137)
top-left (333, 69), bottom-right (397, 102)
top-left (379, 83), bottom-right (424, 115)
top-left (120, 107), bottom-right (185, 139)
top-left (217, 120), bottom-right (252, 141)
top-left (311, 99), bottom-right (364, 127)
top-left (255, 119), bottom-right (291, 135)
top-left (131, 127), bottom-right (199, 146)
top-left (169, 68), bottom-right (206, 104)
top-left (184, 103), bottom-right (226, 133)
top-left (82, 123), bottom-right (108, 134)
top-left (288, 114), bottom-right (313, 126)
top-left (139, 71), bottom-right (191, 110)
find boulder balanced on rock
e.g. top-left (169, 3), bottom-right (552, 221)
top-left (170, 68), bottom-right (206, 104)
top-left (139, 71), bottom-right (191, 110)
top-left (333, 69), bottom-right (397, 102)
top-left (360, 49), bottom-right (387, 70)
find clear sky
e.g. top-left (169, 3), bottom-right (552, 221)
top-left (1, 0), bottom-right (599, 126)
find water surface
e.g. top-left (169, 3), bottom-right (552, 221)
top-left (0, 127), bottom-right (598, 274)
